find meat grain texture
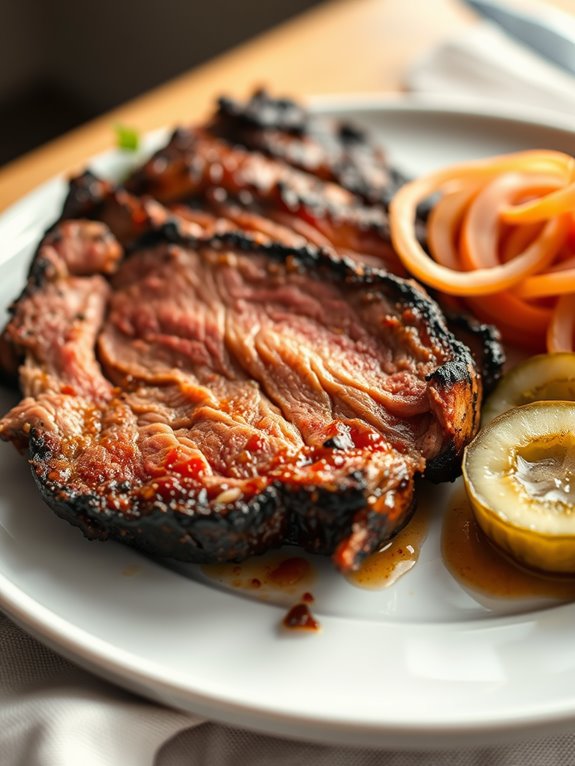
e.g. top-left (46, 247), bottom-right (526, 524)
top-left (0, 92), bottom-right (494, 571)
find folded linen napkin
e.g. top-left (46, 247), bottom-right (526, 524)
top-left (406, 19), bottom-right (575, 117)
top-left (3, 18), bottom-right (575, 766)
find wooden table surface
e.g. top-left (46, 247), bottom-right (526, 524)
top-left (0, 0), bottom-right (572, 211)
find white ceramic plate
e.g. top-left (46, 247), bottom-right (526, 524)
top-left (1, 96), bottom-right (575, 750)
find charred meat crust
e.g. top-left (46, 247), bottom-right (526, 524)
top-left (61, 172), bottom-right (112, 221)
top-left (30, 425), bottom-right (286, 563)
top-left (211, 89), bottom-right (409, 206)
top-left (30, 427), bottom-right (413, 567)
top-left (123, 124), bottom-right (406, 273)
top-left (445, 313), bottom-right (505, 397)
top-left (216, 90), bottom-right (308, 135)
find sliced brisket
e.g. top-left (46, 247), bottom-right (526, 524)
top-left (124, 126), bottom-right (405, 272)
top-left (210, 89), bottom-right (408, 207)
top-left (122, 91), bottom-right (503, 389)
top-left (0, 92), bottom-right (503, 570)
top-left (0, 214), bottom-right (480, 570)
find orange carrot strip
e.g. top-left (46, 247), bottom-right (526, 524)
top-left (389, 153), bottom-right (573, 296)
top-left (460, 174), bottom-right (564, 271)
top-left (516, 258), bottom-right (575, 299)
top-left (500, 222), bottom-right (543, 263)
top-left (427, 184), bottom-right (481, 269)
top-left (499, 181), bottom-right (560, 261)
top-left (502, 175), bottom-right (575, 224)
top-left (548, 294), bottom-right (575, 352)
top-left (466, 293), bottom-right (550, 351)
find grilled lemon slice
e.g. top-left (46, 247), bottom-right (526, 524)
top-left (482, 353), bottom-right (575, 425)
top-left (463, 401), bottom-right (575, 574)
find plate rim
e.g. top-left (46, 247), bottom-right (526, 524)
top-left (308, 91), bottom-right (575, 135)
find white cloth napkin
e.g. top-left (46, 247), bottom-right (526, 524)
top-left (3, 17), bottom-right (575, 766)
top-left (406, 19), bottom-right (575, 117)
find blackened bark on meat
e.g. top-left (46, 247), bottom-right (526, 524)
top-left (211, 89), bottom-right (408, 207)
top-left (445, 313), bottom-right (505, 397)
top-left (30, 430), bottom-right (413, 569)
top-left (62, 172), bottom-right (175, 249)
top-left (61, 171), bottom-right (113, 220)
top-left (124, 128), bottom-right (405, 272)
top-left (30, 433), bottom-right (286, 563)
top-left (217, 90), bottom-right (308, 135)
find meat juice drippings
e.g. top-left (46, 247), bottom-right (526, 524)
top-left (201, 554), bottom-right (314, 599)
top-left (442, 487), bottom-right (575, 600)
top-left (346, 505), bottom-right (429, 589)
top-left (202, 554), bottom-right (320, 631)
top-left (282, 603), bottom-right (320, 632)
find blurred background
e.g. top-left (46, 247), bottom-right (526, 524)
top-left (0, 0), bottom-right (322, 165)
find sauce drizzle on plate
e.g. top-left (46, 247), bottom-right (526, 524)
top-left (201, 553), bottom-right (314, 600)
top-left (442, 487), bottom-right (575, 600)
top-left (346, 505), bottom-right (429, 589)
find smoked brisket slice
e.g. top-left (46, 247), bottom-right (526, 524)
top-left (0, 216), bottom-right (481, 570)
top-left (209, 89), bottom-right (409, 207)
top-left (124, 125), bottom-right (406, 272)
top-left (122, 91), bottom-right (503, 391)
top-left (64, 155), bottom-right (504, 398)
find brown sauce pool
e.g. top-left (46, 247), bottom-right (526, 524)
top-left (201, 553), bottom-right (314, 601)
top-left (347, 505), bottom-right (429, 589)
top-left (202, 483), bottom-right (575, 619)
top-left (202, 553), bottom-right (320, 632)
top-left (442, 487), bottom-right (575, 600)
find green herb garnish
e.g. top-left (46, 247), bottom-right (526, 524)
top-left (115, 123), bottom-right (140, 152)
